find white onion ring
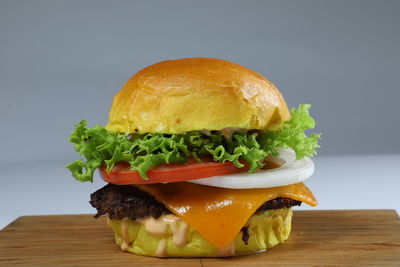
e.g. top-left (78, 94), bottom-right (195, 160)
top-left (187, 148), bottom-right (314, 189)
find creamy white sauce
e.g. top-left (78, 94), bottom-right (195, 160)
top-left (220, 128), bottom-right (241, 140)
top-left (120, 217), bottom-right (130, 251)
top-left (200, 128), bottom-right (242, 140)
top-left (138, 214), bottom-right (189, 248)
top-left (216, 241), bottom-right (235, 257)
top-left (170, 220), bottom-right (189, 247)
top-left (138, 216), bottom-right (170, 235)
top-left (155, 238), bottom-right (167, 257)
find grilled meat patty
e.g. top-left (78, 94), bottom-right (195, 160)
top-left (90, 183), bottom-right (301, 221)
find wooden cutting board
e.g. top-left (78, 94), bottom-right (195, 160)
top-left (0, 210), bottom-right (399, 266)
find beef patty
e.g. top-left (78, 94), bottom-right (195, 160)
top-left (90, 184), bottom-right (301, 221)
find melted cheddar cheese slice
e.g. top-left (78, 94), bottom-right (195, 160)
top-left (135, 182), bottom-right (317, 248)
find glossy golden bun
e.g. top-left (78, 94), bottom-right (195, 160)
top-left (106, 58), bottom-right (290, 133)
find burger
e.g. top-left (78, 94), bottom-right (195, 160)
top-left (67, 58), bottom-right (320, 257)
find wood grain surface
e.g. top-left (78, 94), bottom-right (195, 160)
top-left (0, 210), bottom-right (399, 266)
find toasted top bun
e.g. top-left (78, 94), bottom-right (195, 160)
top-left (106, 58), bottom-right (290, 134)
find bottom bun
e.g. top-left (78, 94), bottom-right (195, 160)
top-left (107, 208), bottom-right (292, 258)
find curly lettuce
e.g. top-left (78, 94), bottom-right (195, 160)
top-left (66, 104), bottom-right (320, 182)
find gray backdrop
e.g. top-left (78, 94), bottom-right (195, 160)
top-left (1, 0), bottom-right (399, 164)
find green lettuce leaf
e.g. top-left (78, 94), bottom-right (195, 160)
top-left (66, 104), bottom-right (320, 182)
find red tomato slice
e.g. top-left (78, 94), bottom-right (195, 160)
top-left (99, 158), bottom-right (249, 185)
